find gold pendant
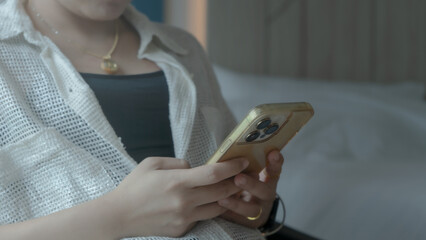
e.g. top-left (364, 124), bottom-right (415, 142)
top-left (101, 58), bottom-right (119, 74)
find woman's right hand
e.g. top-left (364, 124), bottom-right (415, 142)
top-left (106, 157), bottom-right (249, 239)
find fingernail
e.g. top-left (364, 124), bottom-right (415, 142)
top-left (270, 151), bottom-right (280, 164)
top-left (237, 175), bottom-right (247, 185)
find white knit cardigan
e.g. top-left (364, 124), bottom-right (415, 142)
top-left (0, 0), bottom-right (264, 239)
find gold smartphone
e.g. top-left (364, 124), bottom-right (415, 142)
top-left (206, 102), bottom-right (314, 173)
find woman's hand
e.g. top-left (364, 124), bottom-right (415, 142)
top-left (217, 150), bottom-right (284, 228)
top-left (105, 157), bottom-right (249, 239)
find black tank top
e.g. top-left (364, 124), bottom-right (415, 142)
top-left (80, 71), bottom-right (174, 163)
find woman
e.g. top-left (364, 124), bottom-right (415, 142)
top-left (0, 0), bottom-right (285, 239)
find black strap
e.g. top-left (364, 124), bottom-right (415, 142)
top-left (260, 197), bottom-right (280, 231)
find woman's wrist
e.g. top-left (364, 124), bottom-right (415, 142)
top-left (59, 193), bottom-right (124, 240)
top-left (0, 192), bottom-right (124, 240)
top-left (260, 196), bottom-right (280, 230)
top-left (97, 191), bottom-right (129, 240)
top-left (259, 194), bottom-right (286, 237)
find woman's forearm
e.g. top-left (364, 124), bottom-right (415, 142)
top-left (0, 157), bottom-right (249, 239)
top-left (0, 193), bottom-right (122, 240)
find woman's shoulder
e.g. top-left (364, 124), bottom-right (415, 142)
top-left (150, 21), bottom-right (206, 60)
top-left (154, 22), bottom-right (200, 47)
top-left (152, 22), bottom-right (215, 75)
top-left (125, 6), bottom-right (204, 58)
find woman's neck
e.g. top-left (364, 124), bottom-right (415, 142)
top-left (26, 0), bottom-right (119, 44)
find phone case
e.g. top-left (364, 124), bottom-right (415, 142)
top-left (206, 102), bottom-right (314, 173)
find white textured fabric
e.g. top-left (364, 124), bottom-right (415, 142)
top-left (0, 0), bottom-right (264, 239)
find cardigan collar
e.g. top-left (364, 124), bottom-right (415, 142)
top-left (0, 0), bottom-right (188, 56)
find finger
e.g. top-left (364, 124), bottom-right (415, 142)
top-left (217, 197), bottom-right (262, 219)
top-left (183, 158), bottom-right (249, 187)
top-left (191, 178), bottom-right (242, 205)
top-left (141, 157), bottom-right (190, 170)
top-left (234, 174), bottom-right (275, 201)
top-left (190, 202), bottom-right (228, 222)
top-left (264, 150), bottom-right (284, 186)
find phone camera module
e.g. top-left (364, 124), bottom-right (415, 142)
top-left (256, 118), bottom-right (271, 130)
top-left (264, 123), bottom-right (279, 135)
top-left (245, 131), bottom-right (260, 142)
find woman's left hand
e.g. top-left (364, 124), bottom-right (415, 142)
top-left (218, 150), bottom-right (284, 228)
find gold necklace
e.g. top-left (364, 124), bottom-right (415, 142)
top-left (29, 4), bottom-right (120, 74)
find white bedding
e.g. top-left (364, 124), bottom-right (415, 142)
top-left (214, 65), bottom-right (426, 240)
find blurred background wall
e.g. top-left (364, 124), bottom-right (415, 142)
top-left (207, 0), bottom-right (426, 83)
top-left (134, 0), bottom-right (425, 84)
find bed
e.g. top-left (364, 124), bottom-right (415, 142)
top-left (214, 65), bottom-right (426, 240)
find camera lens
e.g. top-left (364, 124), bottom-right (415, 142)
top-left (256, 118), bottom-right (271, 130)
top-left (264, 123), bottom-right (279, 135)
top-left (245, 131), bottom-right (260, 142)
